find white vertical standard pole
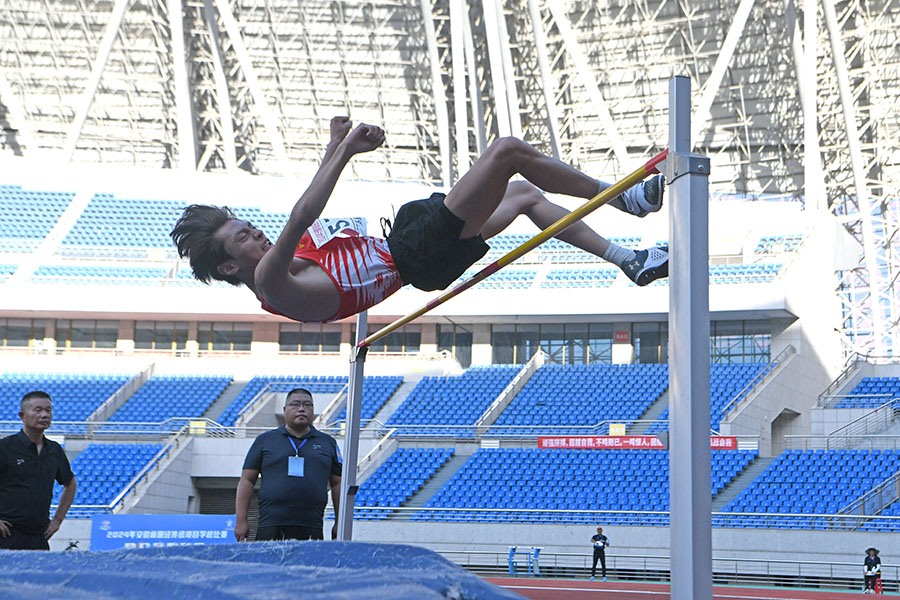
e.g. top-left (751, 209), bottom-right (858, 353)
top-left (667, 76), bottom-right (712, 600)
top-left (337, 311), bottom-right (368, 540)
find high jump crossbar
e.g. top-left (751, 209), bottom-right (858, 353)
top-left (358, 147), bottom-right (669, 349)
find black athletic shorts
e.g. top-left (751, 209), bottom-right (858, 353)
top-left (386, 192), bottom-right (490, 291)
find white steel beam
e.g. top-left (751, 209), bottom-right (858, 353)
top-left (203, 0), bottom-right (237, 171)
top-left (691, 0), bottom-right (756, 145)
top-left (167, 0), bottom-right (197, 170)
top-left (546, 0), bottom-right (629, 168)
top-left (785, 0), bottom-right (806, 107)
top-left (418, 0), bottom-right (452, 186)
top-left (450, 0), bottom-right (470, 179)
top-left (463, 14), bottom-right (487, 153)
top-left (526, 0), bottom-right (562, 158)
top-left (213, 0), bottom-right (290, 173)
top-left (822, 0), bottom-right (888, 355)
top-left (803, 0), bottom-right (823, 212)
top-left (62, 0), bottom-right (131, 162)
top-left (492, 0), bottom-right (522, 138)
top-left (481, 0), bottom-right (513, 138)
top-left (0, 71), bottom-right (38, 155)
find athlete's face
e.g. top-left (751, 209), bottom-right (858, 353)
top-left (215, 219), bottom-right (273, 280)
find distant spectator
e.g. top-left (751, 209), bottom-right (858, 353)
top-left (0, 391), bottom-right (77, 550)
top-left (590, 526), bottom-right (610, 581)
top-left (234, 388), bottom-right (342, 542)
top-left (864, 547), bottom-right (881, 594)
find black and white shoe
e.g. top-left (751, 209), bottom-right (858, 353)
top-left (622, 245), bottom-right (669, 286)
top-left (609, 174), bottom-right (665, 218)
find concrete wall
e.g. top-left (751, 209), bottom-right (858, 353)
top-left (353, 521), bottom-right (897, 566)
top-left (720, 348), bottom-right (824, 455)
top-left (52, 515), bottom-right (898, 567)
top-left (811, 407), bottom-right (877, 435)
top-left (719, 215), bottom-right (857, 455)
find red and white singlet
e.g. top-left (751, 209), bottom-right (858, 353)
top-left (260, 232), bottom-right (403, 323)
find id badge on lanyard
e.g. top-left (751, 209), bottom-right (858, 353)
top-left (287, 437), bottom-right (307, 477)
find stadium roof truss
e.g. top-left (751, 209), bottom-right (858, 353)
top-left (0, 0), bottom-right (897, 358)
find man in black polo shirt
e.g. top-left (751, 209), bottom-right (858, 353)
top-left (0, 390), bottom-right (77, 550)
top-left (234, 387), bottom-right (342, 542)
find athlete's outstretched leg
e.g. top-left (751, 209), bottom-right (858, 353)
top-left (479, 181), bottom-right (668, 286)
top-left (445, 137), bottom-right (661, 240)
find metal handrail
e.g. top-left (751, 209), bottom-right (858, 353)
top-left (235, 379), bottom-right (347, 423)
top-left (720, 345), bottom-right (794, 415)
top-left (50, 425), bottom-right (192, 514)
top-left (784, 434), bottom-right (900, 451)
top-left (314, 383), bottom-right (350, 426)
top-left (817, 360), bottom-right (862, 407)
top-left (827, 396), bottom-right (900, 438)
top-left (106, 424), bottom-right (190, 510)
top-left (837, 469), bottom-right (900, 519)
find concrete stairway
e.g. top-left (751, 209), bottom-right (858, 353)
top-left (365, 379), bottom-right (419, 432)
top-left (392, 449), bottom-right (474, 521)
top-left (629, 390), bottom-right (669, 435)
top-left (711, 456), bottom-right (774, 512)
top-left (203, 380), bottom-right (249, 422)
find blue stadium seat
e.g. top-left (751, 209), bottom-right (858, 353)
top-left (404, 448), bottom-right (756, 525)
top-left (491, 364), bottom-right (668, 435)
top-left (386, 366), bottom-right (520, 437)
top-left (102, 375), bottom-right (232, 432)
top-left (0, 372), bottom-right (134, 434)
top-left (722, 449), bottom-right (900, 530)
top-left (353, 448), bottom-right (454, 521)
top-left (0, 185), bottom-right (74, 252)
top-left (835, 377), bottom-right (900, 409)
top-left (50, 443), bottom-right (164, 517)
top-left (648, 363), bottom-right (775, 433)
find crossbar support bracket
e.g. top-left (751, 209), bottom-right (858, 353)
top-left (665, 152), bottom-right (710, 184)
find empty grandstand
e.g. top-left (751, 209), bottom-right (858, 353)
top-left (2, 0), bottom-right (900, 590)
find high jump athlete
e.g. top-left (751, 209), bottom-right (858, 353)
top-left (171, 117), bottom-right (669, 324)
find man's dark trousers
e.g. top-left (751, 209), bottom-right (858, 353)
top-left (0, 528), bottom-right (49, 550)
top-left (591, 548), bottom-right (606, 578)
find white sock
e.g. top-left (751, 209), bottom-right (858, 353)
top-left (602, 242), bottom-right (636, 268)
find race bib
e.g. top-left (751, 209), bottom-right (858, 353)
top-left (307, 217), bottom-right (367, 248)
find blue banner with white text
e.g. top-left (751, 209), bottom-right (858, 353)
top-left (90, 514), bottom-right (235, 550)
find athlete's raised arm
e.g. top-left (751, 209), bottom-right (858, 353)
top-left (323, 116), bottom-right (352, 164)
top-left (256, 123), bottom-right (385, 294)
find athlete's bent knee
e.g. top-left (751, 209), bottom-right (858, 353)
top-left (505, 180), bottom-right (544, 212)
top-left (486, 136), bottom-right (531, 164)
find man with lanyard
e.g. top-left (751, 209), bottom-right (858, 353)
top-left (590, 526), bottom-right (610, 581)
top-left (235, 388), bottom-right (342, 541)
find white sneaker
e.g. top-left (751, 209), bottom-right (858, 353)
top-left (610, 174), bottom-right (664, 218)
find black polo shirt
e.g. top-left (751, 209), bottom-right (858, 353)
top-left (0, 430), bottom-right (74, 534)
top-left (243, 425), bottom-right (342, 528)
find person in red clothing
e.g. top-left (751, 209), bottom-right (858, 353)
top-left (171, 116), bottom-right (668, 324)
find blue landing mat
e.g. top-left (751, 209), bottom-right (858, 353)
top-left (0, 541), bottom-right (525, 600)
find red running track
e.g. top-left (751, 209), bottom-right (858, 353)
top-left (485, 578), bottom-right (876, 600)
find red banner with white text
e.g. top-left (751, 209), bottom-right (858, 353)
top-left (537, 435), bottom-right (738, 450)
